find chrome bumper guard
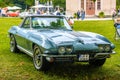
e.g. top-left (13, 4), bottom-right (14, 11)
top-left (94, 51), bottom-right (116, 59)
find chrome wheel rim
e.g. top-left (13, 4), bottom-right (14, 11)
top-left (34, 46), bottom-right (42, 68)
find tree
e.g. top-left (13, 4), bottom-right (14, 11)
top-left (92, 0), bottom-right (96, 2)
top-left (0, 1), bottom-right (6, 7)
top-left (25, 0), bottom-right (34, 6)
top-left (116, 0), bottom-right (120, 9)
top-left (13, 0), bottom-right (34, 9)
top-left (0, 0), bottom-right (14, 7)
top-left (52, 0), bottom-right (66, 10)
top-left (39, 0), bottom-right (47, 4)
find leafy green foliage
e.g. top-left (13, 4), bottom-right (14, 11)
top-left (0, 0), bottom-right (14, 7)
top-left (116, 0), bottom-right (120, 9)
top-left (39, 0), bottom-right (47, 4)
top-left (52, 0), bottom-right (66, 10)
top-left (0, 18), bottom-right (120, 80)
top-left (92, 0), bottom-right (96, 2)
top-left (25, 0), bottom-right (34, 6)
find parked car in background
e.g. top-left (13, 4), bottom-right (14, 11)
top-left (8, 15), bottom-right (115, 71)
top-left (7, 10), bottom-right (19, 17)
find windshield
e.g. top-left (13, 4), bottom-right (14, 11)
top-left (31, 16), bottom-right (72, 30)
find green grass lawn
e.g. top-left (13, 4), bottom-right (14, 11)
top-left (0, 18), bottom-right (120, 80)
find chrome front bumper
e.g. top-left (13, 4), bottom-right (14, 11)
top-left (42, 51), bottom-right (116, 62)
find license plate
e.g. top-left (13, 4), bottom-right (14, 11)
top-left (78, 54), bottom-right (89, 61)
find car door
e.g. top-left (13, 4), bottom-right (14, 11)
top-left (15, 17), bottom-right (31, 49)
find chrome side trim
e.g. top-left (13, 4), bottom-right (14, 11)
top-left (17, 45), bottom-right (33, 57)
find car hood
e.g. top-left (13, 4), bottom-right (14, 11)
top-left (37, 29), bottom-right (110, 45)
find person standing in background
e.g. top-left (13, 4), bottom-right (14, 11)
top-left (1, 8), bottom-right (7, 17)
top-left (36, 9), bottom-right (41, 14)
top-left (56, 9), bottom-right (61, 15)
top-left (77, 10), bottom-right (80, 20)
top-left (112, 8), bottom-right (117, 19)
top-left (81, 9), bottom-right (85, 20)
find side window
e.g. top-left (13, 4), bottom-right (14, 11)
top-left (22, 17), bottom-right (31, 28)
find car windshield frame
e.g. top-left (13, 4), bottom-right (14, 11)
top-left (31, 16), bottom-right (72, 30)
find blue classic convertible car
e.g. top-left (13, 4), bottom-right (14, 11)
top-left (8, 15), bottom-right (115, 71)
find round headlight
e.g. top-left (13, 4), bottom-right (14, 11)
top-left (66, 47), bottom-right (73, 53)
top-left (58, 47), bottom-right (65, 55)
top-left (99, 46), bottom-right (104, 52)
top-left (104, 45), bottom-right (111, 51)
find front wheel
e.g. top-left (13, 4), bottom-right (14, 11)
top-left (89, 59), bottom-right (106, 67)
top-left (33, 45), bottom-right (49, 71)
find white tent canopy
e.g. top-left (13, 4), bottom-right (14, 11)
top-left (12, 6), bottom-right (21, 10)
top-left (6, 6), bottom-right (13, 10)
top-left (31, 4), bottom-right (53, 8)
top-left (6, 6), bottom-right (21, 10)
top-left (31, 4), bottom-right (46, 8)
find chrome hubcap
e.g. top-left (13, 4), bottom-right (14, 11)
top-left (34, 47), bottom-right (41, 67)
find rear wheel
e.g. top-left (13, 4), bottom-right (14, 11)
top-left (33, 45), bottom-right (49, 71)
top-left (10, 35), bottom-right (19, 53)
top-left (89, 59), bottom-right (106, 67)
